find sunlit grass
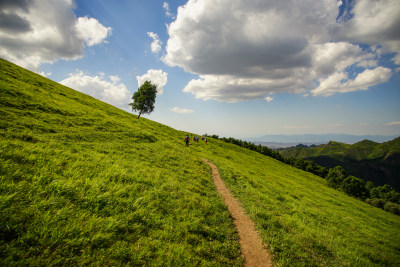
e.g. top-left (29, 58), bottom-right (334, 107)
top-left (0, 59), bottom-right (242, 266)
top-left (1, 58), bottom-right (400, 266)
top-left (195, 141), bottom-right (400, 266)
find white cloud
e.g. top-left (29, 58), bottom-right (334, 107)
top-left (0, 0), bottom-right (111, 73)
top-left (147, 32), bottom-right (162, 54)
top-left (311, 42), bottom-right (376, 76)
top-left (163, 0), bottom-right (399, 102)
top-left (136, 69), bottom-right (168, 95)
top-left (75, 16), bottom-right (112, 46)
top-left (386, 121), bottom-right (400, 126)
top-left (183, 74), bottom-right (307, 103)
top-left (265, 96), bottom-right (273, 103)
top-left (336, 0), bottom-right (400, 64)
top-left (39, 71), bottom-right (52, 77)
top-left (311, 67), bottom-right (392, 96)
top-left (60, 71), bottom-right (130, 110)
top-left (109, 75), bottom-right (120, 84)
top-left (163, 2), bottom-right (175, 19)
top-left (171, 107), bottom-right (195, 114)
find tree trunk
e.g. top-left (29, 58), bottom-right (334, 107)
top-left (137, 111), bottom-right (142, 119)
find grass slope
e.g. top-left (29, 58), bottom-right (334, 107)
top-left (278, 139), bottom-right (400, 190)
top-left (1, 58), bottom-right (400, 266)
top-left (0, 58), bottom-right (242, 266)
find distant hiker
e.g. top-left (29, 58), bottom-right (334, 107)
top-left (196, 136), bottom-right (199, 142)
top-left (185, 134), bottom-right (189, 147)
top-left (205, 138), bottom-right (208, 144)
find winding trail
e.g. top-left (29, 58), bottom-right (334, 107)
top-left (203, 159), bottom-right (273, 267)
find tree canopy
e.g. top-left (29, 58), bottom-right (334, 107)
top-left (129, 81), bottom-right (157, 119)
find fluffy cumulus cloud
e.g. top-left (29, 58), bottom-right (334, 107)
top-left (171, 107), bottom-right (195, 114)
top-left (147, 32), bottom-right (162, 54)
top-left (136, 69), bottom-right (168, 95)
top-left (163, 0), bottom-right (399, 102)
top-left (0, 0), bottom-right (111, 72)
top-left (312, 66), bottom-right (392, 96)
top-left (337, 0), bottom-right (400, 64)
top-left (60, 71), bottom-right (130, 110)
top-left (75, 16), bottom-right (112, 46)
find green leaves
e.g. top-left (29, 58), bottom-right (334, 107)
top-left (129, 81), bottom-right (157, 118)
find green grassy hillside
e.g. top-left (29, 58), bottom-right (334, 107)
top-left (1, 58), bottom-right (400, 266)
top-left (278, 139), bottom-right (400, 191)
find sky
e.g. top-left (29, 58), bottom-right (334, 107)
top-left (1, 0), bottom-right (400, 139)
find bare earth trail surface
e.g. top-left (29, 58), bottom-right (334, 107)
top-left (203, 159), bottom-right (273, 267)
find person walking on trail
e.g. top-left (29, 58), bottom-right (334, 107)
top-left (205, 137), bottom-right (208, 144)
top-left (184, 134), bottom-right (190, 147)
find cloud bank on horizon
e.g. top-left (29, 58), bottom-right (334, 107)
top-left (163, 0), bottom-right (399, 102)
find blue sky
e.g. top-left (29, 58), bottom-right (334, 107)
top-left (1, 0), bottom-right (399, 138)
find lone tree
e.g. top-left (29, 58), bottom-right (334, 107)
top-left (129, 80), bottom-right (157, 119)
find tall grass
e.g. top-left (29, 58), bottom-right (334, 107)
top-left (1, 58), bottom-right (400, 266)
top-left (0, 59), bottom-right (242, 266)
top-left (194, 140), bottom-right (400, 266)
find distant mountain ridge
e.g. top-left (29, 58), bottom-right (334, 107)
top-left (278, 137), bottom-right (400, 191)
top-left (250, 134), bottom-right (399, 145)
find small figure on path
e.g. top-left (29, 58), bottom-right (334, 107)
top-left (205, 137), bottom-right (208, 144)
top-left (184, 134), bottom-right (189, 147)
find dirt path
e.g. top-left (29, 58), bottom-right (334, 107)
top-left (203, 159), bottom-right (273, 267)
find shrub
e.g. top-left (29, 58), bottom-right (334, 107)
top-left (370, 184), bottom-right (400, 204)
top-left (384, 202), bottom-right (400, 215)
top-left (341, 175), bottom-right (367, 200)
top-left (366, 198), bottom-right (386, 209)
top-left (325, 166), bottom-right (347, 189)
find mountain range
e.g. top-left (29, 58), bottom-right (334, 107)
top-left (278, 138), bottom-right (400, 191)
top-left (250, 134), bottom-right (399, 145)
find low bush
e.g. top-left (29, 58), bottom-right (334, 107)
top-left (384, 202), bottom-right (400, 215)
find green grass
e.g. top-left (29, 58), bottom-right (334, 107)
top-left (1, 58), bottom-right (400, 266)
top-left (0, 58), bottom-right (242, 266)
top-left (195, 143), bottom-right (400, 265)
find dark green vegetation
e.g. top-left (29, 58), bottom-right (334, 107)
top-left (129, 80), bottom-right (157, 119)
top-left (1, 58), bottom-right (400, 266)
top-left (278, 139), bottom-right (400, 191)
top-left (278, 139), bottom-right (400, 214)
